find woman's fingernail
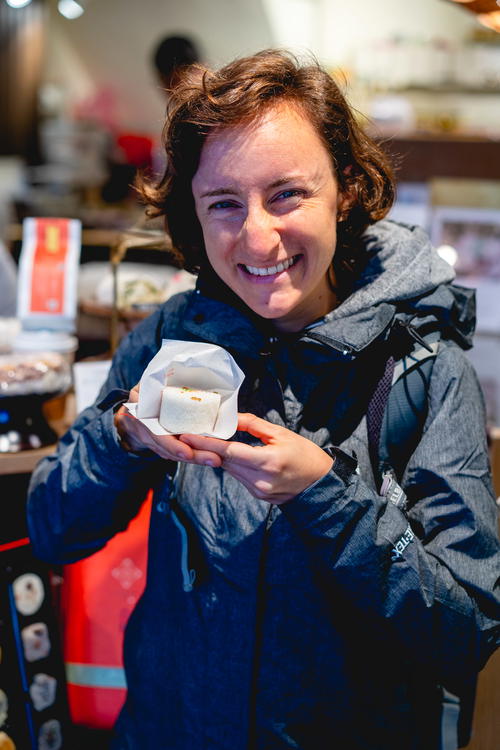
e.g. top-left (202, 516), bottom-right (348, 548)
top-left (177, 452), bottom-right (187, 460)
top-left (204, 459), bottom-right (215, 467)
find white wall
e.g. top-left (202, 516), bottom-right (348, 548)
top-left (261, 0), bottom-right (320, 54)
top-left (43, 0), bottom-right (275, 133)
top-left (317, 0), bottom-right (477, 67)
top-left (41, 0), bottom-right (480, 135)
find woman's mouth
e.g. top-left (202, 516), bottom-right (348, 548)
top-left (239, 255), bottom-right (301, 277)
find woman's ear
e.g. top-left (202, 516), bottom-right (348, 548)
top-left (337, 192), bottom-right (353, 223)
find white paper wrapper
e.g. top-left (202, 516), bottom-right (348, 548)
top-left (125, 339), bottom-right (245, 439)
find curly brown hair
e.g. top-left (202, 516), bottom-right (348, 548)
top-left (139, 49), bottom-right (395, 278)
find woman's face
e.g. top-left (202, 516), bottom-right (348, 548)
top-left (192, 103), bottom-right (344, 332)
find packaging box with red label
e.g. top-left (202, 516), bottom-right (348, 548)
top-left (17, 217), bottom-right (81, 332)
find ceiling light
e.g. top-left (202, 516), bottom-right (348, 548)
top-left (57, 0), bottom-right (84, 19)
top-left (5, 0), bottom-right (33, 8)
top-left (436, 245), bottom-right (458, 268)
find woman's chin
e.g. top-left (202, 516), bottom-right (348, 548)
top-left (243, 295), bottom-right (296, 321)
top-left (247, 300), bottom-right (304, 330)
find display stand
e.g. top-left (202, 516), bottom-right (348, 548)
top-left (106, 228), bottom-right (173, 354)
top-left (0, 397), bottom-right (73, 749)
top-left (0, 548), bottom-right (71, 749)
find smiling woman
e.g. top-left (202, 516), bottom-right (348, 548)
top-left (27, 49), bottom-right (500, 750)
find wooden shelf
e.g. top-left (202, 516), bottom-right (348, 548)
top-left (386, 85), bottom-right (500, 96)
top-left (0, 444), bottom-right (58, 476)
top-left (0, 394), bottom-right (74, 476)
top-left (6, 223), bottom-right (122, 249)
top-left (381, 135), bottom-right (500, 181)
top-left (79, 300), bottom-right (157, 323)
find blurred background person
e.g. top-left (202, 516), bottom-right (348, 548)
top-left (149, 33), bottom-right (202, 177)
top-left (152, 34), bottom-right (201, 94)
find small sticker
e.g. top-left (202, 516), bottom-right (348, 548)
top-left (30, 674), bottom-right (57, 711)
top-left (38, 719), bottom-right (62, 750)
top-left (13, 573), bottom-right (45, 616)
top-left (21, 623), bottom-right (51, 662)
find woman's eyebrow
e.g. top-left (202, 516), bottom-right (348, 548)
top-left (199, 187), bottom-right (238, 198)
top-left (268, 176), bottom-right (302, 188)
top-left (199, 175), bottom-right (306, 199)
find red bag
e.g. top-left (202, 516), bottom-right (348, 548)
top-left (60, 493), bottom-right (152, 729)
top-left (116, 133), bottom-right (153, 168)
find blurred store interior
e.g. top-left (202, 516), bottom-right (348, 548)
top-left (0, 0), bottom-right (499, 748)
top-left (2, 0), bottom-right (499, 426)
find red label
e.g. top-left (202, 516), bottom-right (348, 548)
top-left (29, 218), bottom-right (70, 314)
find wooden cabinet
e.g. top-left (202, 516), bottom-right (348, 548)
top-left (382, 135), bottom-right (500, 182)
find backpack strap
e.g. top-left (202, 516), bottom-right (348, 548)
top-left (367, 326), bottom-right (440, 489)
top-left (366, 354), bottom-right (395, 486)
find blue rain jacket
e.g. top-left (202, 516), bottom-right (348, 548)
top-left (27, 221), bottom-right (500, 749)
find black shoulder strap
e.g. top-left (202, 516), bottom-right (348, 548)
top-left (367, 328), bottom-right (440, 489)
top-left (366, 354), bottom-right (395, 486)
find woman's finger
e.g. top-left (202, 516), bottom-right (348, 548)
top-left (237, 413), bottom-right (284, 444)
top-left (150, 433), bottom-right (221, 466)
top-left (128, 383), bottom-right (141, 403)
top-left (179, 433), bottom-right (262, 466)
top-left (190, 450), bottom-right (223, 467)
top-left (116, 410), bottom-right (191, 460)
top-left (116, 407), bottom-right (223, 466)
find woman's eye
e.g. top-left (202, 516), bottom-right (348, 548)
top-left (208, 200), bottom-right (237, 210)
top-left (274, 189), bottom-right (303, 202)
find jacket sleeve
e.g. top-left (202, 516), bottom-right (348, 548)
top-left (280, 342), bottom-right (500, 690)
top-left (26, 316), bottom-right (168, 564)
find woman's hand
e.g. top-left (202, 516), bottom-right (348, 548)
top-left (180, 413), bottom-right (333, 504)
top-left (113, 384), bottom-right (223, 467)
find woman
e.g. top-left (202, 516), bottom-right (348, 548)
top-left (28, 50), bottom-right (499, 750)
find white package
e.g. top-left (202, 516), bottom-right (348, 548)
top-left (125, 339), bottom-right (245, 439)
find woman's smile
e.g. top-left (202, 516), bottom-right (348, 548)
top-left (238, 254), bottom-right (302, 280)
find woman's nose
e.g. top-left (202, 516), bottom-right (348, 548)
top-left (240, 207), bottom-right (280, 256)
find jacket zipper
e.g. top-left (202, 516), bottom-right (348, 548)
top-left (170, 507), bottom-right (197, 592)
top-left (167, 464), bottom-right (197, 593)
top-left (247, 504), bottom-right (275, 750)
top-left (247, 345), bottom-right (289, 747)
top-left (302, 330), bottom-right (356, 357)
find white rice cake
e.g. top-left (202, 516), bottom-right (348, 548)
top-left (159, 385), bottom-right (221, 434)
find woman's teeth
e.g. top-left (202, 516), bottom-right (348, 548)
top-left (243, 256), bottom-right (297, 276)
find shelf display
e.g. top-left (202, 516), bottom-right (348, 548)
top-left (0, 351), bottom-right (73, 454)
top-left (0, 549), bottom-right (70, 749)
top-left (431, 204), bottom-right (500, 427)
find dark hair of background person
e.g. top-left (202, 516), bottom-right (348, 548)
top-left (152, 35), bottom-right (201, 91)
top-left (139, 49), bottom-right (396, 286)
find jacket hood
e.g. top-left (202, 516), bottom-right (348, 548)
top-left (342, 220), bottom-right (455, 312)
top-left (317, 220), bottom-right (475, 352)
top-left (189, 220), bottom-right (475, 356)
